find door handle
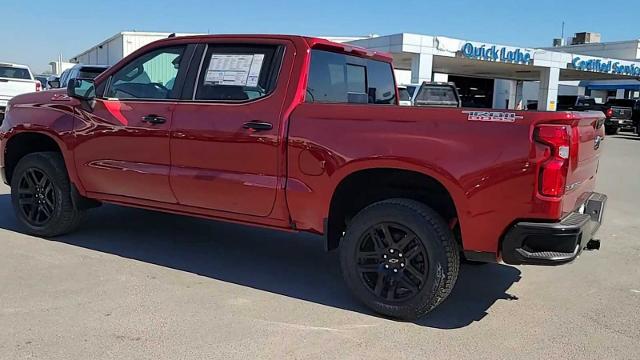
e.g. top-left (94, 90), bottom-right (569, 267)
top-left (142, 114), bottom-right (166, 124)
top-left (243, 120), bottom-right (273, 131)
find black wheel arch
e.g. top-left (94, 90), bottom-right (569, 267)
top-left (326, 168), bottom-right (460, 252)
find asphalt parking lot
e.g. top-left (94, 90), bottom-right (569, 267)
top-left (1, 135), bottom-right (639, 360)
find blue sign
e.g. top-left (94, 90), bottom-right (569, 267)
top-left (461, 43), bottom-right (532, 65)
top-left (572, 57), bottom-right (640, 77)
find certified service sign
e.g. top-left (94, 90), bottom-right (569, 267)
top-left (572, 57), bottom-right (640, 77)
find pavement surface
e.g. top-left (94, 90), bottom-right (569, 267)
top-left (1, 135), bottom-right (639, 360)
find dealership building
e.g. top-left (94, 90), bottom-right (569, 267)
top-left (70, 31), bottom-right (640, 111)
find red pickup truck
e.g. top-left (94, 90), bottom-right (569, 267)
top-left (0, 35), bottom-right (607, 320)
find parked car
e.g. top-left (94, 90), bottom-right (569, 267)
top-left (556, 95), bottom-right (632, 135)
top-left (34, 75), bottom-right (50, 90)
top-left (0, 62), bottom-right (40, 121)
top-left (49, 64), bottom-right (109, 89)
top-left (402, 82), bottom-right (461, 107)
top-left (603, 98), bottom-right (639, 135)
top-left (0, 35), bottom-right (607, 320)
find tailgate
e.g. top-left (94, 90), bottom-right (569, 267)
top-left (563, 111), bottom-right (604, 214)
top-left (610, 106), bottom-right (632, 119)
top-left (0, 78), bottom-right (37, 100)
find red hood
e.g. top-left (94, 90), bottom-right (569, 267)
top-left (9, 88), bottom-right (70, 106)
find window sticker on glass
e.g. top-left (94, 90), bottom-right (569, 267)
top-left (204, 54), bottom-right (265, 87)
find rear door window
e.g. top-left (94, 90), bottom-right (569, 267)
top-left (194, 44), bottom-right (281, 102)
top-left (306, 49), bottom-right (396, 105)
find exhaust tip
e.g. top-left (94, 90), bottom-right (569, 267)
top-left (586, 239), bottom-right (601, 251)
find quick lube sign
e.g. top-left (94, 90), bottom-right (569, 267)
top-left (572, 57), bottom-right (640, 76)
top-left (461, 43), bottom-right (533, 65)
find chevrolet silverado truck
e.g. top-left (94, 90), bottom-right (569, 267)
top-left (0, 35), bottom-right (607, 320)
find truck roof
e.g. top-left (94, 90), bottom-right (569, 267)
top-left (149, 34), bottom-right (394, 63)
top-left (0, 62), bottom-right (31, 70)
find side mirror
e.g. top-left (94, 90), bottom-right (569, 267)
top-left (48, 78), bottom-right (60, 89)
top-left (67, 78), bottom-right (95, 101)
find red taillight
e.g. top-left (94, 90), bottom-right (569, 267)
top-left (605, 108), bottom-right (613, 118)
top-left (535, 124), bottom-right (571, 197)
top-left (35, 82), bottom-right (41, 92)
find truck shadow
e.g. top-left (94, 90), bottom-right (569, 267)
top-left (0, 194), bottom-right (521, 329)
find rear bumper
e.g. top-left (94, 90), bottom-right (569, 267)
top-left (502, 192), bottom-right (607, 266)
top-left (605, 118), bottom-right (634, 129)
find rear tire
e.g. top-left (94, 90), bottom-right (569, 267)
top-left (339, 199), bottom-right (459, 320)
top-left (10, 152), bottom-right (85, 237)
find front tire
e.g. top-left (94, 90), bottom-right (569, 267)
top-left (10, 152), bottom-right (85, 237)
top-left (340, 199), bottom-right (460, 320)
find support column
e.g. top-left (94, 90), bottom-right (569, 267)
top-left (410, 53), bottom-right (433, 84)
top-left (537, 67), bottom-right (560, 111)
top-left (515, 81), bottom-right (525, 109)
top-left (493, 80), bottom-right (518, 109)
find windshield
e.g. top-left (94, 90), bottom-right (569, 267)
top-left (0, 66), bottom-right (31, 80)
top-left (78, 67), bottom-right (107, 79)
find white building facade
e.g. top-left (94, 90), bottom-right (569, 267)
top-left (71, 32), bottom-right (201, 66)
top-left (346, 33), bottom-right (640, 111)
top-left (70, 31), bottom-right (640, 111)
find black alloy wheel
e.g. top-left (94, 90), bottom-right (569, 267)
top-left (11, 152), bottom-right (86, 237)
top-left (356, 222), bottom-right (428, 302)
top-left (340, 199), bottom-right (460, 320)
top-left (17, 168), bottom-right (56, 226)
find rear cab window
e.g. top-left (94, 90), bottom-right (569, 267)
top-left (414, 84), bottom-right (460, 107)
top-left (0, 66), bottom-right (32, 80)
top-left (306, 49), bottom-right (396, 105)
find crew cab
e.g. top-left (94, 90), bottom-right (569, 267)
top-left (0, 62), bottom-right (40, 120)
top-left (0, 35), bottom-right (607, 320)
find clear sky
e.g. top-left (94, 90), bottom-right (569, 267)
top-left (2, 0), bottom-right (639, 73)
